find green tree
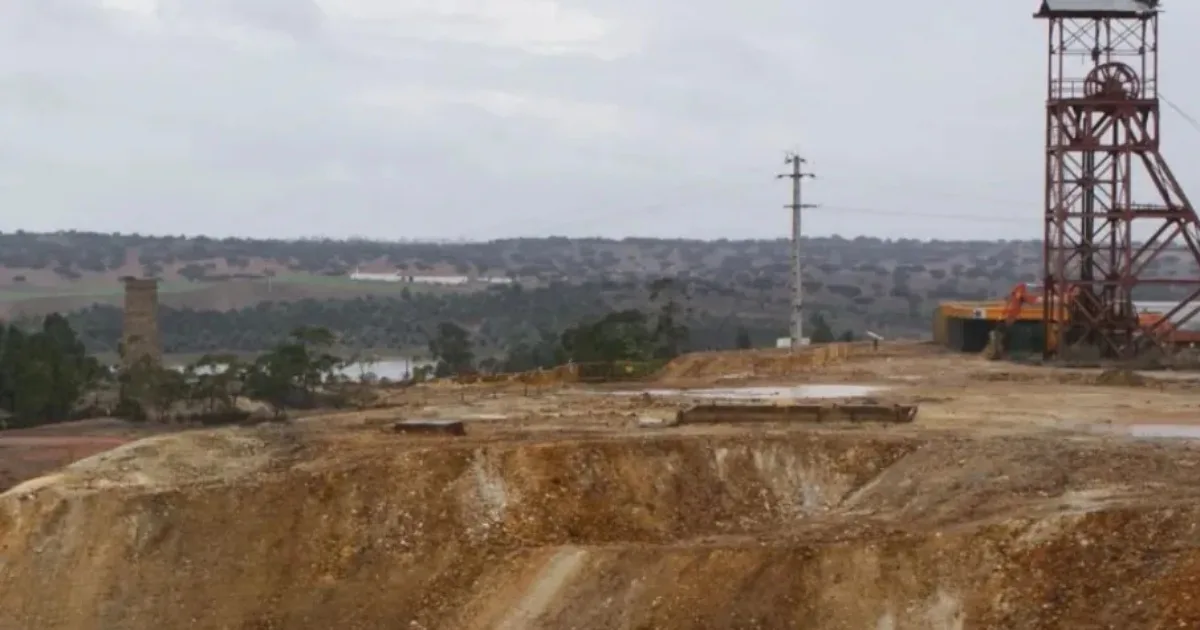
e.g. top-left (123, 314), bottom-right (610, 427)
top-left (735, 326), bottom-right (753, 349)
top-left (808, 313), bottom-right (836, 343)
top-left (411, 364), bottom-right (434, 383)
top-left (501, 328), bottom-right (566, 372)
top-left (648, 277), bottom-right (690, 359)
top-left (0, 316), bottom-right (104, 426)
top-left (118, 356), bottom-right (184, 422)
top-left (243, 348), bottom-right (304, 417)
top-left (561, 310), bottom-right (654, 363)
top-left (39, 314), bottom-right (104, 418)
top-left (429, 322), bottom-right (474, 377)
top-left (186, 353), bottom-right (244, 415)
top-left (6, 330), bottom-right (57, 420)
top-left (242, 326), bottom-right (343, 416)
top-left (144, 364), bottom-right (189, 422)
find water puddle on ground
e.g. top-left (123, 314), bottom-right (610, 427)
top-left (617, 385), bottom-right (887, 400)
top-left (1090, 423), bottom-right (1200, 439)
top-left (1127, 424), bottom-right (1200, 439)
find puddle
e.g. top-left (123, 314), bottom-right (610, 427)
top-left (1127, 424), bottom-right (1200, 439)
top-left (1091, 423), bottom-right (1200, 439)
top-left (617, 385), bottom-right (887, 400)
top-left (462, 413), bottom-right (509, 421)
top-left (397, 419), bottom-right (464, 427)
top-left (1137, 371), bottom-right (1200, 382)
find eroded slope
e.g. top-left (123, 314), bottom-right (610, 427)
top-left (1, 426), bottom-right (1198, 629)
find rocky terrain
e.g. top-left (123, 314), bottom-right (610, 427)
top-left (3, 344), bottom-right (1200, 628)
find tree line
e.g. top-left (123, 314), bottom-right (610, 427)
top-left (0, 310), bottom-right (683, 430)
top-left (423, 279), bottom-right (857, 376)
top-left (0, 279), bottom-right (861, 430)
top-left (0, 230), bottom-right (1045, 281)
top-left (43, 280), bottom-right (806, 355)
top-left (0, 317), bottom-right (379, 429)
top-left (417, 278), bottom-right (692, 377)
top-left (0, 314), bottom-right (106, 426)
top-left (0, 284), bottom-right (701, 429)
top-left (116, 325), bottom-right (375, 423)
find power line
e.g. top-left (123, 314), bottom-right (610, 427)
top-left (777, 152), bottom-right (817, 349)
top-left (1162, 93), bottom-right (1200, 135)
top-left (463, 173), bottom-right (1041, 238)
top-left (819, 204), bottom-right (1028, 223)
top-left (459, 160), bottom-right (1057, 239)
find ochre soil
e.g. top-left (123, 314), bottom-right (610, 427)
top-left (3, 343), bottom-right (1200, 629)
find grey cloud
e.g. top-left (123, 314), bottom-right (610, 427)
top-left (157, 0), bottom-right (329, 41)
top-left (3, 0), bottom-right (1200, 241)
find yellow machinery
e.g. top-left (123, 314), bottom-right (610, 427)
top-left (935, 283), bottom-right (1192, 356)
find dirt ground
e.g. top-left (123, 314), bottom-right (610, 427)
top-left (4, 342), bottom-right (1200, 629)
top-left (341, 341), bottom-right (1200, 440)
top-left (0, 418), bottom-right (190, 493)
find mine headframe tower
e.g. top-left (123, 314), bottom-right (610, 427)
top-left (1036, 0), bottom-right (1200, 359)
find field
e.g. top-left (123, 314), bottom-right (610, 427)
top-left (0, 275), bottom-right (366, 301)
top-left (0, 274), bottom-right (465, 318)
top-left (3, 343), bottom-right (1200, 628)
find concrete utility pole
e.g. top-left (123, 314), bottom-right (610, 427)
top-left (777, 152), bottom-right (817, 351)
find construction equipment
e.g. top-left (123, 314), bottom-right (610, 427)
top-left (985, 283), bottom-right (1052, 359)
top-left (985, 282), bottom-right (1195, 359)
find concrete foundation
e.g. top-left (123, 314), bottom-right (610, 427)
top-left (392, 420), bottom-right (467, 436)
top-left (676, 403), bottom-right (918, 425)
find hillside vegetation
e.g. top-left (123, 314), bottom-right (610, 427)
top-left (0, 231), bottom-right (1046, 291)
top-left (51, 281), bottom-right (809, 356)
top-left (1, 231), bottom-right (1197, 354)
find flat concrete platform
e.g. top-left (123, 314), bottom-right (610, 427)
top-left (676, 403), bottom-right (919, 425)
top-left (391, 419), bottom-right (467, 436)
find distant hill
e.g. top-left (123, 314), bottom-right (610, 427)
top-left (0, 230), bottom-right (1049, 306)
top-left (2, 231), bottom-right (1197, 354)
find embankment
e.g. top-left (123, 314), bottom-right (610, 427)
top-left (1, 428), bottom-right (1198, 628)
top-left (656, 343), bottom-right (863, 381)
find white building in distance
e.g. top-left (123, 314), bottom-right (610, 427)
top-left (348, 269), bottom-right (514, 286)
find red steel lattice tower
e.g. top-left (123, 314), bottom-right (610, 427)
top-left (1036, 0), bottom-right (1200, 358)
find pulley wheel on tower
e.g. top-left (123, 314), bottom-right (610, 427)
top-left (1083, 62), bottom-right (1141, 99)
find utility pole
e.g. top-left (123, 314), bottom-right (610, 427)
top-left (777, 153), bottom-right (817, 351)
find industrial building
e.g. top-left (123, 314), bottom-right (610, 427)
top-left (934, 296), bottom-right (1200, 355)
top-left (933, 298), bottom-right (1042, 354)
top-left (347, 269), bottom-right (514, 285)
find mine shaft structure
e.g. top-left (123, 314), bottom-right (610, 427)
top-left (121, 276), bottom-right (162, 371)
top-left (1037, 0), bottom-right (1200, 359)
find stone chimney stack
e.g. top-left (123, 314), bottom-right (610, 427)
top-left (120, 276), bottom-right (162, 369)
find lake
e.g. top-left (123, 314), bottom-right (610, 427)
top-left (339, 358), bottom-right (436, 381)
top-left (167, 357), bottom-right (436, 382)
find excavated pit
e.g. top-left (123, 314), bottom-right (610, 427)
top-left (2, 426), bottom-right (1200, 629)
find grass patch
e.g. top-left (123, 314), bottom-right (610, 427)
top-left (0, 275), bottom-right (459, 305)
top-left (0, 281), bottom-right (207, 302)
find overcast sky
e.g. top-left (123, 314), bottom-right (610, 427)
top-left (3, 0), bottom-right (1200, 241)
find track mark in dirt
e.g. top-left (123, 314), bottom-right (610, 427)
top-left (495, 546), bottom-right (588, 630)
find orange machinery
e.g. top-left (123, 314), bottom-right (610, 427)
top-left (990, 282), bottom-right (1058, 355)
top-left (996, 282), bottom-right (1200, 352)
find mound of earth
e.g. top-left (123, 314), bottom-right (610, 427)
top-left (2, 423), bottom-right (1200, 629)
top-left (657, 344), bottom-right (858, 381)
